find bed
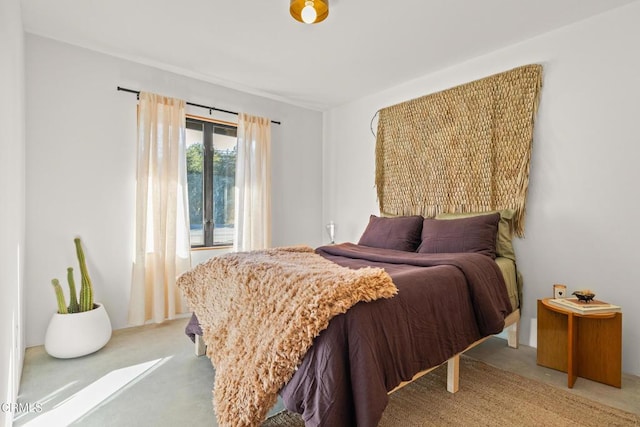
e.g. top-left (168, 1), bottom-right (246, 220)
top-left (179, 66), bottom-right (540, 427)
top-left (178, 211), bottom-right (521, 427)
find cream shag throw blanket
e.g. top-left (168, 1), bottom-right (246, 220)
top-left (177, 246), bottom-right (397, 427)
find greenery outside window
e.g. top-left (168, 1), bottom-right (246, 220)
top-left (186, 116), bottom-right (237, 248)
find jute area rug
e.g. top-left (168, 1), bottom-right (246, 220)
top-left (262, 356), bottom-right (639, 427)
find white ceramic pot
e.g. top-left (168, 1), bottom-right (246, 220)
top-left (44, 303), bottom-right (112, 359)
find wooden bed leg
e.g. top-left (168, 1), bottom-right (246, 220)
top-left (195, 334), bottom-right (206, 356)
top-left (507, 319), bottom-right (520, 348)
top-left (447, 355), bottom-right (460, 393)
top-left (507, 319), bottom-right (520, 349)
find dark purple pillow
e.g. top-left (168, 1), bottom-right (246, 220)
top-left (358, 215), bottom-right (424, 252)
top-left (417, 213), bottom-right (500, 258)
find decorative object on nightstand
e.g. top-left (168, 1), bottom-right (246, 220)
top-left (553, 283), bottom-right (567, 299)
top-left (537, 298), bottom-right (621, 388)
top-left (572, 289), bottom-right (595, 303)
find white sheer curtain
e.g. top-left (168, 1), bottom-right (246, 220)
top-left (234, 113), bottom-right (272, 251)
top-left (129, 92), bottom-right (191, 325)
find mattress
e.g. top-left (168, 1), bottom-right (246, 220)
top-left (495, 256), bottom-right (519, 311)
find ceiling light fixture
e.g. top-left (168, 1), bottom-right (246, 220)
top-left (290, 0), bottom-right (329, 24)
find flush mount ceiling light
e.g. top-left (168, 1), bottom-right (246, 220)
top-left (290, 0), bottom-right (329, 24)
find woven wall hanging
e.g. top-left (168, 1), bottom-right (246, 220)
top-left (375, 64), bottom-right (542, 236)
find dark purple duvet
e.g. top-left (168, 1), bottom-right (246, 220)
top-left (186, 243), bottom-right (512, 427)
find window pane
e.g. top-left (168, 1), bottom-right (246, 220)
top-left (186, 124), bottom-right (204, 246)
top-left (212, 131), bottom-right (236, 246)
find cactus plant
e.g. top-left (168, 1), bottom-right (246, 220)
top-left (66, 267), bottom-right (80, 313)
top-left (50, 237), bottom-right (96, 314)
top-left (46, 237), bottom-right (111, 358)
top-left (75, 237), bottom-right (94, 312)
top-left (51, 279), bottom-right (68, 314)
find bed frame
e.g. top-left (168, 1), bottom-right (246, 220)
top-left (388, 308), bottom-right (520, 394)
top-left (193, 308), bottom-right (520, 395)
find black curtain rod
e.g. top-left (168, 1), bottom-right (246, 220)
top-left (117, 86), bottom-right (281, 125)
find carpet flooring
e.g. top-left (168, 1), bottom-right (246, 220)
top-left (263, 356), bottom-right (640, 426)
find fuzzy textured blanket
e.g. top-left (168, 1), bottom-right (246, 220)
top-left (176, 246), bottom-right (397, 427)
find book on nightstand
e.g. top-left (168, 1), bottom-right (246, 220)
top-left (547, 298), bottom-right (621, 314)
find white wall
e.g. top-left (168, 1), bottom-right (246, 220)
top-left (323, 3), bottom-right (640, 375)
top-left (25, 35), bottom-right (323, 346)
top-left (0, 0), bottom-right (26, 423)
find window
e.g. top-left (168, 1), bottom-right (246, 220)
top-left (186, 116), bottom-right (237, 248)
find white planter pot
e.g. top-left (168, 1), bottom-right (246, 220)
top-left (44, 303), bottom-right (112, 359)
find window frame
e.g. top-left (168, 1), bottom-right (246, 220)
top-left (186, 114), bottom-right (238, 249)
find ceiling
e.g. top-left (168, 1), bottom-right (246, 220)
top-left (21, 0), bottom-right (637, 111)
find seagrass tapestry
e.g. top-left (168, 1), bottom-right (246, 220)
top-left (375, 64), bottom-right (542, 236)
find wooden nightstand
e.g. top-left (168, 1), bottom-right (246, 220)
top-left (537, 298), bottom-right (622, 388)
